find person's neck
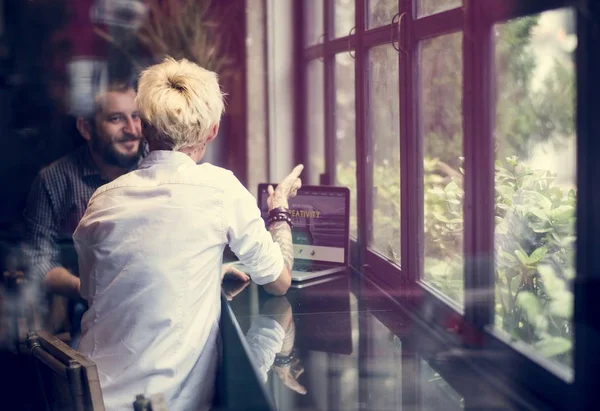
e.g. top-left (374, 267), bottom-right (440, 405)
top-left (87, 147), bottom-right (128, 182)
top-left (147, 140), bottom-right (206, 163)
top-left (178, 143), bottom-right (206, 163)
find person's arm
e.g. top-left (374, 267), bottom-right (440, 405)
top-left (225, 165), bottom-right (302, 296)
top-left (262, 165), bottom-right (303, 296)
top-left (23, 173), bottom-right (80, 298)
top-left (43, 267), bottom-right (80, 299)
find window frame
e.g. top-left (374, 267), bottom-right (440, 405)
top-left (296, 0), bottom-right (588, 408)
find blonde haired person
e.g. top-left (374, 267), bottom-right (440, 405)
top-left (73, 58), bottom-right (302, 411)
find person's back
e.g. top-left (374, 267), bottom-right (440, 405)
top-left (73, 57), bottom-right (302, 410)
top-left (75, 154), bottom-right (267, 410)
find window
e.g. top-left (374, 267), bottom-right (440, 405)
top-left (417, 0), bottom-right (462, 18)
top-left (334, 0), bottom-right (355, 38)
top-left (493, 8), bottom-right (576, 368)
top-left (335, 52), bottom-right (357, 237)
top-left (300, 0), bottom-right (583, 407)
top-left (368, 44), bottom-right (400, 264)
top-left (369, 0), bottom-right (399, 29)
top-left (304, 0), bottom-right (323, 46)
top-left (421, 32), bottom-right (464, 303)
top-left (306, 59), bottom-right (325, 185)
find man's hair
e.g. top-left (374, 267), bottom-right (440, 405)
top-left (86, 81), bottom-right (137, 124)
top-left (136, 57), bottom-right (225, 151)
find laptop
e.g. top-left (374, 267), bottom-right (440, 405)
top-left (257, 184), bottom-right (350, 282)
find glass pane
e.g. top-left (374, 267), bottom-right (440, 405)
top-left (334, 0), bottom-right (355, 39)
top-left (306, 59), bottom-right (325, 185)
top-left (305, 0), bottom-right (324, 46)
top-left (418, 0), bottom-right (461, 18)
top-left (420, 359), bottom-right (464, 410)
top-left (420, 33), bottom-right (464, 303)
top-left (368, 45), bottom-right (400, 264)
top-left (334, 53), bottom-right (357, 238)
top-left (494, 8), bottom-right (576, 368)
top-left (369, 0), bottom-right (398, 29)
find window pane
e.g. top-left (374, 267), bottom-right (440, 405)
top-left (306, 59), bottom-right (325, 185)
top-left (368, 45), bottom-right (400, 264)
top-left (304, 0), bottom-right (324, 46)
top-left (335, 53), bottom-right (357, 238)
top-left (494, 9), bottom-right (576, 368)
top-left (420, 359), bottom-right (464, 410)
top-left (334, 0), bottom-right (355, 39)
top-left (369, 0), bottom-right (398, 29)
top-left (418, 0), bottom-right (461, 18)
top-left (420, 33), bottom-right (464, 303)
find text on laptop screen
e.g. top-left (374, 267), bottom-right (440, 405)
top-left (259, 187), bottom-right (348, 264)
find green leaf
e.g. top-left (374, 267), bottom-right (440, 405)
top-left (550, 205), bottom-right (574, 222)
top-left (529, 208), bottom-right (550, 221)
top-left (496, 185), bottom-right (515, 199)
top-left (516, 292), bottom-right (542, 325)
top-left (433, 212), bottom-right (451, 223)
top-left (527, 246), bottom-right (548, 264)
top-left (515, 249), bottom-right (528, 265)
top-left (549, 291), bottom-right (573, 319)
top-left (534, 337), bottom-right (572, 358)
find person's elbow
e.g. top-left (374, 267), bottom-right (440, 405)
top-left (263, 266), bottom-right (292, 296)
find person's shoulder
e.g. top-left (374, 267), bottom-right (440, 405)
top-left (197, 163), bottom-right (234, 179)
top-left (196, 163), bottom-right (246, 191)
top-left (37, 146), bottom-right (85, 183)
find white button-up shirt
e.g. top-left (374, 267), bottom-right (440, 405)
top-left (73, 151), bottom-right (284, 411)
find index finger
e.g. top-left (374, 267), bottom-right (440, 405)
top-left (282, 164), bottom-right (304, 184)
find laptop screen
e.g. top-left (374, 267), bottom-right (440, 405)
top-left (258, 185), bottom-right (350, 265)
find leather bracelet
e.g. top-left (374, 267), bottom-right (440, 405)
top-left (268, 206), bottom-right (291, 219)
top-left (274, 349), bottom-right (296, 367)
top-left (267, 213), bottom-right (293, 228)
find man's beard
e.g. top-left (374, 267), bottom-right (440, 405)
top-left (91, 129), bottom-right (142, 169)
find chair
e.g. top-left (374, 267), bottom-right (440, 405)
top-left (27, 330), bottom-right (105, 411)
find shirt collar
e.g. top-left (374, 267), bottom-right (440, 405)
top-left (139, 150), bottom-right (198, 168)
top-left (80, 142), bottom-right (149, 179)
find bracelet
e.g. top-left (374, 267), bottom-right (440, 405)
top-left (274, 348), bottom-right (296, 367)
top-left (268, 206), bottom-right (290, 219)
top-left (266, 213), bottom-right (293, 228)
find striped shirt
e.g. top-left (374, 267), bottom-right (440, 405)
top-left (23, 144), bottom-right (141, 281)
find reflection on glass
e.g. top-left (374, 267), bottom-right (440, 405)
top-left (244, 296), bottom-right (307, 394)
top-left (420, 359), bottom-right (464, 410)
top-left (494, 9), bottom-right (576, 368)
top-left (305, 0), bottom-right (324, 46)
top-left (335, 53), bottom-right (357, 238)
top-left (334, 0), bottom-right (355, 38)
top-left (369, 0), bottom-right (398, 29)
top-left (368, 45), bottom-right (400, 264)
top-left (418, 0), bottom-right (462, 17)
top-left (307, 59), bottom-right (325, 185)
top-left (420, 33), bottom-right (464, 303)
top-left (363, 316), bottom-right (403, 410)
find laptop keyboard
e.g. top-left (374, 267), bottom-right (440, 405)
top-left (293, 262), bottom-right (334, 272)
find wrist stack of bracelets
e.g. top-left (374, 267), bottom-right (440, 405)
top-left (267, 206), bottom-right (293, 228)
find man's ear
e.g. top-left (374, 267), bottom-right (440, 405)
top-left (76, 118), bottom-right (93, 142)
top-left (206, 123), bottom-right (220, 142)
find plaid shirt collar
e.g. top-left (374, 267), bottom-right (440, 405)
top-left (78, 142), bottom-right (148, 180)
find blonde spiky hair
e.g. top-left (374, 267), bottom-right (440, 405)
top-left (136, 57), bottom-right (225, 150)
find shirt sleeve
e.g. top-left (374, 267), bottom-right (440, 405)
top-left (22, 172), bottom-right (63, 283)
top-left (225, 175), bottom-right (284, 286)
top-left (245, 316), bottom-right (286, 383)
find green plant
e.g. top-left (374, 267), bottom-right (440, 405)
top-left (427, 156), bottom-right (575, 366)
top-left (337, 155), bottom-right (575, 366)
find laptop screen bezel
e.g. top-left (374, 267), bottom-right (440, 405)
top-left (257, 184), bottom-right (351, 267)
